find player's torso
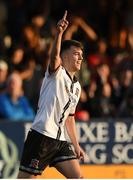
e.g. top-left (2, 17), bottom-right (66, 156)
top-left (32, 66), bottom-right (81, 140)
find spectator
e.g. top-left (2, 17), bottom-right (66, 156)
top-left (117, 89), bottom-right (133, 118)
top-left (8, 44), bottom-right (25, 74)
top-left (92, 63), bottom-right (111, 98)
top-left (22, 24), bottom-right (51, 69)
top-left (0, 72), bottom-right (35, 121)
top-left (0, 60), bottom-right (8, 93)
top-left (98, 82), bottom-right (115, 117)
top-left (87, 38), bottom-right (109, 70)
top-left (21, 54), bottom-right (43, 111)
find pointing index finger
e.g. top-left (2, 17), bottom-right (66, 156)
top-left (63, 10), bottom-right (67, 20)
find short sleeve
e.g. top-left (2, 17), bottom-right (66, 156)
top-left (45, 65), bottom-right (63, 79)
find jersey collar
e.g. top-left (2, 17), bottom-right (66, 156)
top-left (65, 69), bottom-right (77, 83)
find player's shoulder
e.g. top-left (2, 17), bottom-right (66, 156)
top-left (45, 65), bottom-right (63, 78)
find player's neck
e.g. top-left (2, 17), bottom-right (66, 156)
top-left (64, 67), bottom-right (75, 80)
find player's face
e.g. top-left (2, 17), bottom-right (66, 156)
top-left (66, 46), bottom-right (83, 71)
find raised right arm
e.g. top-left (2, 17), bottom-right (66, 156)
top-left (49, 10), bottom-right (69, 73)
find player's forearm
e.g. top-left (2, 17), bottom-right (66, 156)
top-left (50, 32), bottom-right (62, 70)
top-left (49, 11), bottom-right (68, 72)
top-left (65, 117), bottom-right (79, 148)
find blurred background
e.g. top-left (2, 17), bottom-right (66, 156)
top-left (0, 0), bottom-right (133, 178)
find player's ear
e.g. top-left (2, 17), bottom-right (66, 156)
top-left (61, 52), bottom-right (67, 61)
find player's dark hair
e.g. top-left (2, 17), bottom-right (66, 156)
top-left (61, 40), bottom-right (83, 54)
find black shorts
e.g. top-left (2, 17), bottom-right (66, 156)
top-left (19, 129), bottom-right (77, 175)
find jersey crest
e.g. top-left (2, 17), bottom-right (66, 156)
top-left (75, 88), bottom-right (79, 97)
top-left (29, 158), bottom-right (39, 169)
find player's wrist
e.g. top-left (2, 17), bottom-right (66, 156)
top-left (56, 31), bottom-right (64, 36)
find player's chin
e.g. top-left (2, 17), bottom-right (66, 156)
top-left (74, 65), bottom-right (81, 71)
top-left (76, 66), bottom-right (81, 71)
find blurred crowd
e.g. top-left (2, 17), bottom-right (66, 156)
top-left (0, 0), bottom-right (133, 122)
